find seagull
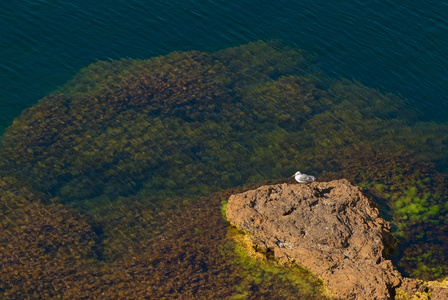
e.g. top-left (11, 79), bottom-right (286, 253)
top-left (292, 171), bottom-right (315, 183)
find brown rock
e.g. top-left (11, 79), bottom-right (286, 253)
top-left (433, 288), bottom-right (448, 300)
top-left (226, 179), bottom-right (402, 299)
top-left (428, 278), bottom-right (448, 300)
top-left (398, 277), bottom-right (425, 294)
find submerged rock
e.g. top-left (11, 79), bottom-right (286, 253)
top-left (226, 179), bottom-right (402, 299)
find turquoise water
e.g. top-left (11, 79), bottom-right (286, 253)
top-left (1, 1), bottom-right (448, 133)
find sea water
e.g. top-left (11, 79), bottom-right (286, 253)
top-left (1, 1), bottom-right (447, 298)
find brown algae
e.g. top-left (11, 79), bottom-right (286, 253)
top-left (1, 41), bottom-right (448, 298)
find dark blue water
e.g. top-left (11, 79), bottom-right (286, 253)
top-left (1, 1), bottom-right (448, 134)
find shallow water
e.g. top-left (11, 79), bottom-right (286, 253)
top-left (1, 1), bottom-right (448, 298)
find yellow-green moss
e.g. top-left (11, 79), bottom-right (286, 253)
top-left (222, 228), bottom-right (331, 299)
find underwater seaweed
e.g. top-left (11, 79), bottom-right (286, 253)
top-left (1, 40), bottom-right (447, 297)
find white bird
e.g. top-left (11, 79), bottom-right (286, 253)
top-left (292, 171), bottom-right (315, 183)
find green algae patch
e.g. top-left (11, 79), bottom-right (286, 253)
top-left (223, 227), bottom-right (331, 300)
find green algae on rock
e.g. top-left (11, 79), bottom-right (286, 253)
top-left (321, 153), bottom-right (448, 280)
top-left (1, 41), bottom-right (448, 297)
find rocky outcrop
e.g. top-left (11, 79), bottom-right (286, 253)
top-left (397, 278), bottom-right (448, 299)
top-left (226, 179), bottom-right (402, 299)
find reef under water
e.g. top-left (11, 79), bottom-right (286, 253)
top-left (0, 41), bottom-right (447, 298)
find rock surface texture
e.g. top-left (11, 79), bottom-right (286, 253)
top-left (226, 179), bottom-right (402, 299)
